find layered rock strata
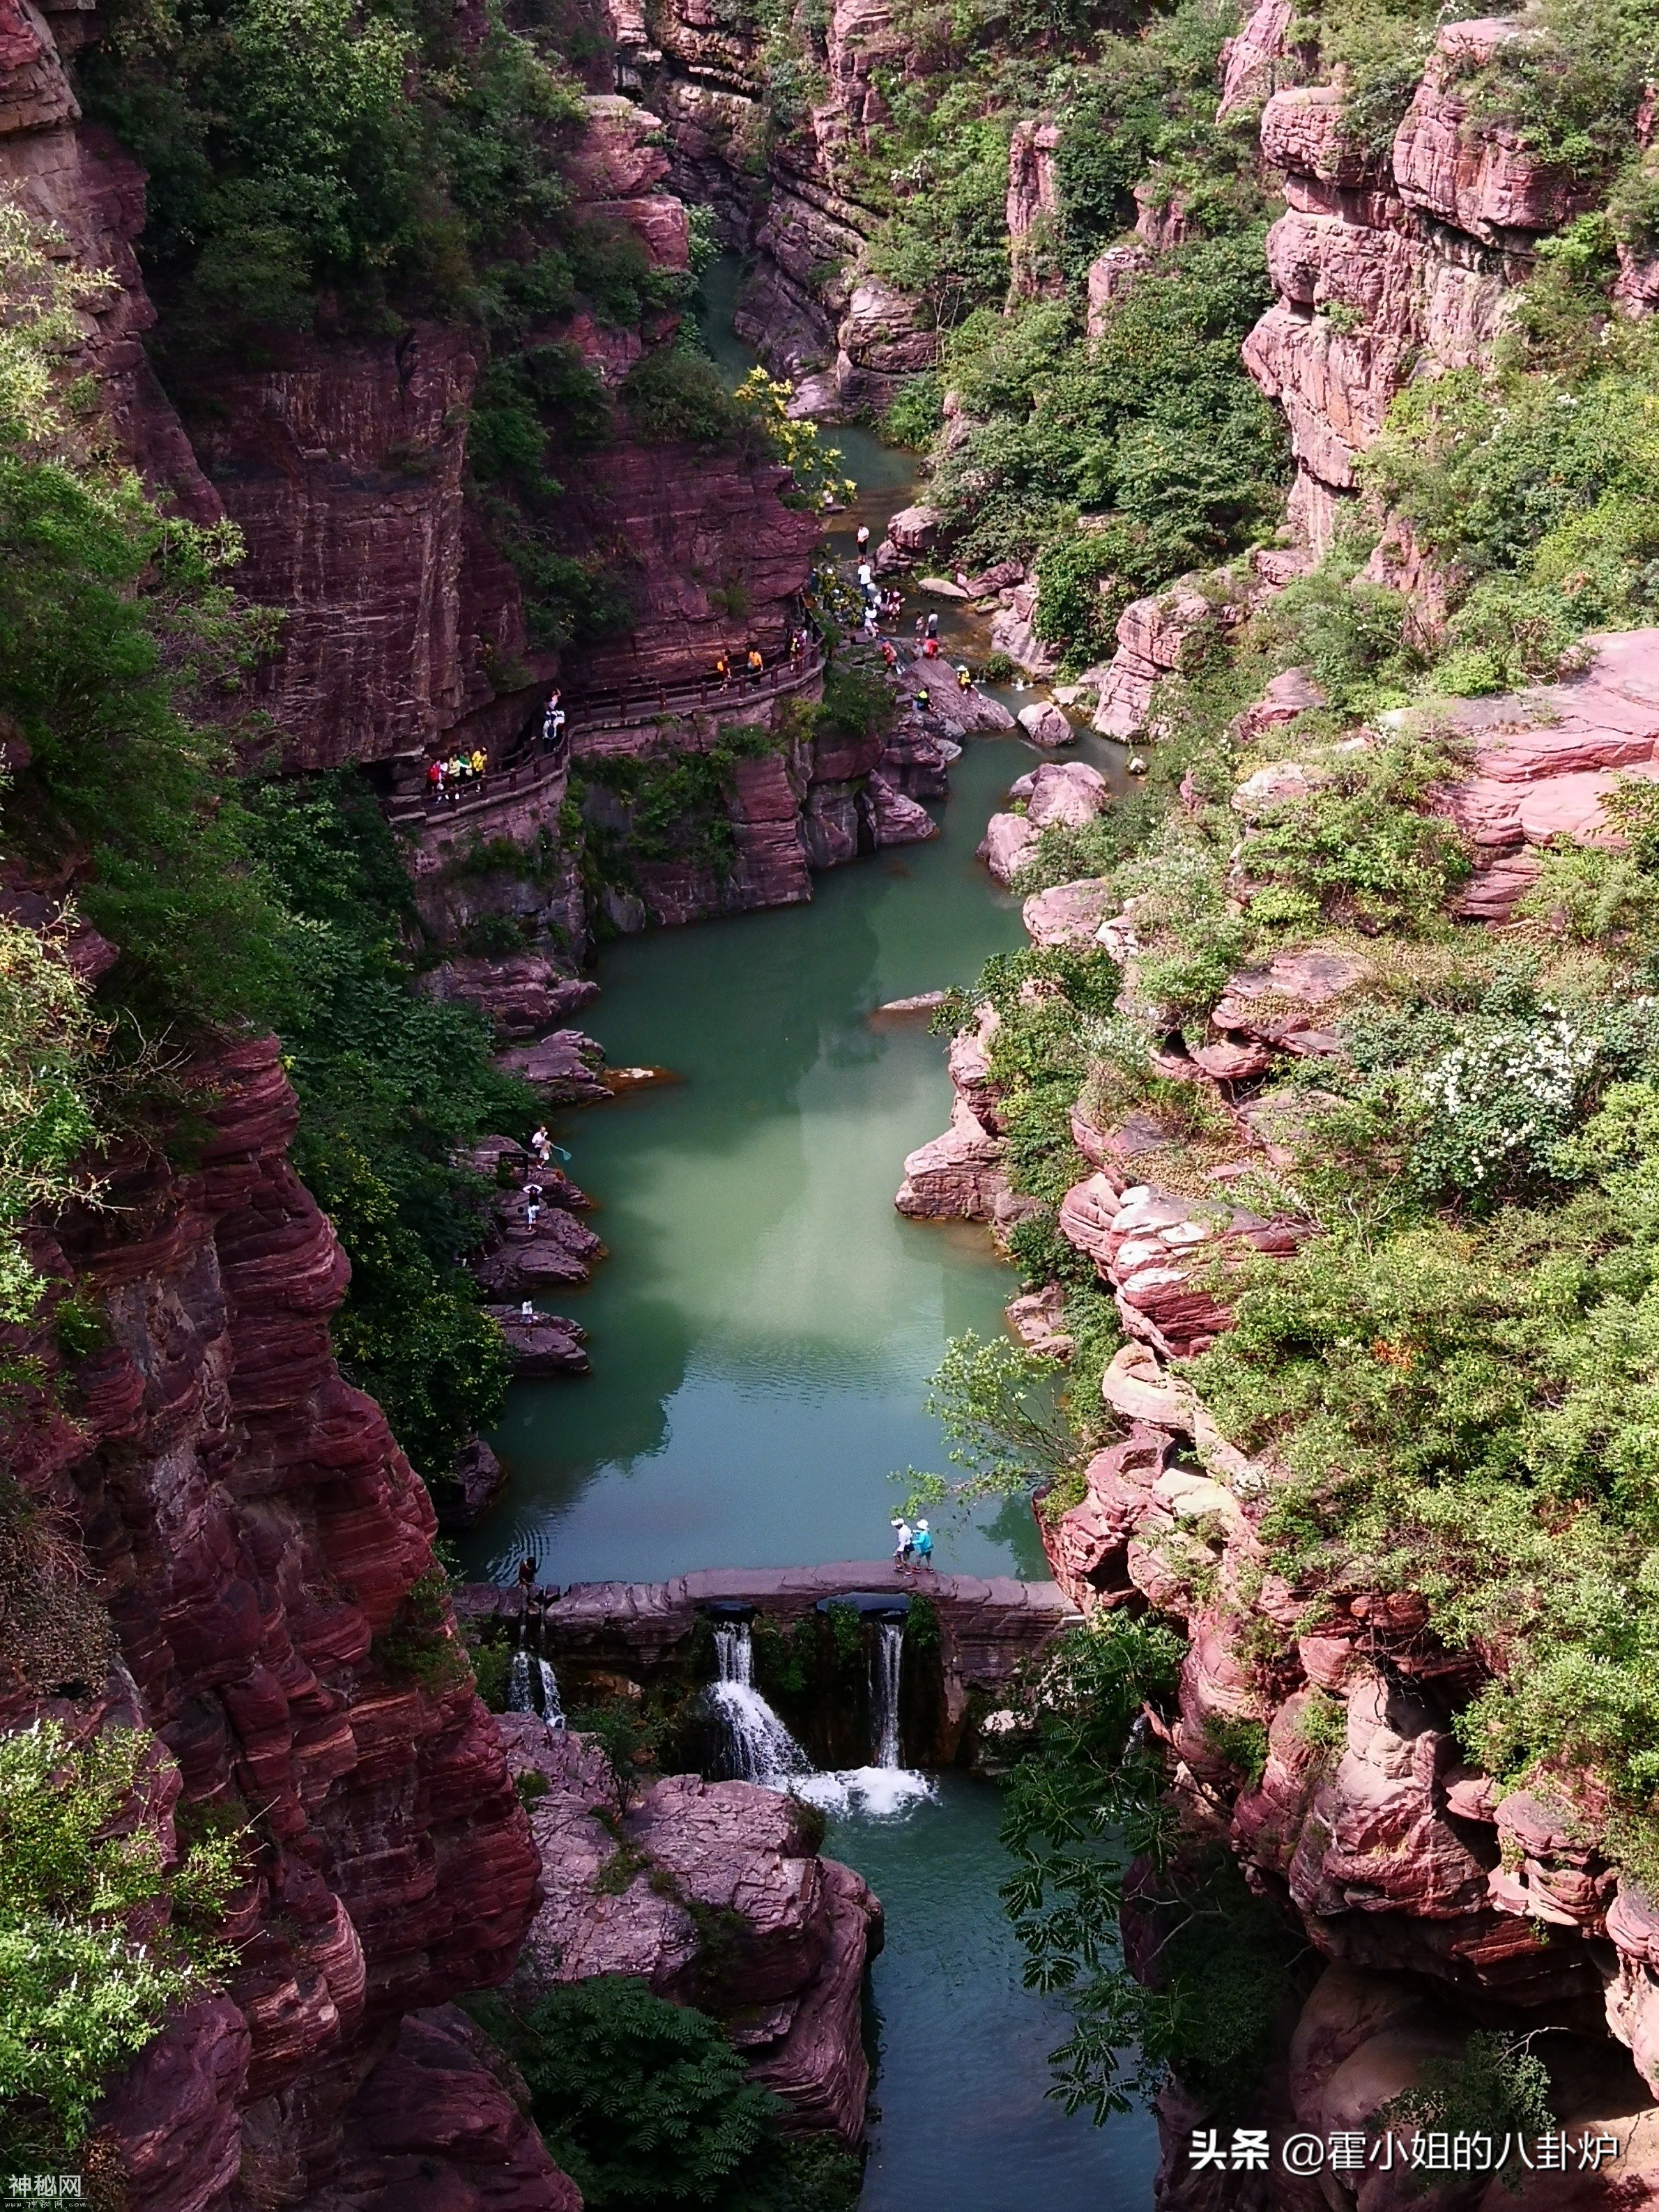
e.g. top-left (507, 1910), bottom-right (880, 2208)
top-left (1242, 17), bottom-right (1587, 554)
top-left (5, 1034), bottom-right (551, 2210)
top-left (496, 1719), bottom-right (880, 2141)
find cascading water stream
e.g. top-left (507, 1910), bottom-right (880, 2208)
top-left (537, 1657), bottom-right (565, 1730)
top-left (506, 1648), bottom-right (533, 1712)
top-left (871, 1618), bottom-right (903, 1769)
top-left (708, 1621), bottom-right (813, 1786)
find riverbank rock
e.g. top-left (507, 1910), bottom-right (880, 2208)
top-left (894, 1093), bottom-right (1007, 1221)
top-left (1015, 759), bottom-right (1110, 829)
top-left (976, 813), bottom-right (1038, 886)
top-left (471, 1191), bottom-right (606, 1296)
top-left (496, 1721), bottom-right (881, 2143)
top-left (990, 582), bottom-right (1062, 678)
top-left (482, 1306), bottom-right (591, 1375)
top-left (431, 1438), bottom-right (510, 1531)
top-left (418, 954), bottom-right (600, 1040)
top-left (1016, 699), bottom-right (1073, 747)
top-left (305, 2002), bottom-right (583, 2212)
top-left (887, 502), bottom-right (942, 553)
top-left (862, 771), bottom-right (938, 845)
top-left (1022, 876), bottom-right (1117, 948)
top-left (494, 1029), bottom-right (610, 1103)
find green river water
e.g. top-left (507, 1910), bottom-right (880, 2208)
top-left (461, 262), bottom-right (1161, 2207)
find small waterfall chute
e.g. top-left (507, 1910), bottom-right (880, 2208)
top-left (537, 1657), bottom-right (566, 1731)
top-left (708, 1622), bottom-right (813, 1788)
top-left (506, 1648), bottom-right (533, 1712)
top-left (871, 1618), bottom-right (903, 1770)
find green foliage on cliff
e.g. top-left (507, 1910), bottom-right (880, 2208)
top-left (0, 198), bottom-right (300, 1034)
top-left (1000, 1615), bottom-right (1310, 2121)
top-left (80, 0), bottom-right (590, 345)
top-left (926, 234), bottom-right (1287, 642)
top-left (0, 1719), bottom-right (239, 2154)
top-left (468, 1979), bottom-right (862, 2210)
top-left (244, 771), bottom-right (526, 1480)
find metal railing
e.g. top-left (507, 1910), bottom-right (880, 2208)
top-left (384, 641), bottom-right (827, 832)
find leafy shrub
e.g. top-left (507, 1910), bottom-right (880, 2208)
top-left (244, 772), bottom-right (528, 1478)
top-left (468, 1979), bottom-right (860, 2209)
top-left (881, 373), bottom-right (945, 450)
top-left (0, 1719), bottom-right (238, 2151)
top-left (622, 346), bottom-right (742, 447)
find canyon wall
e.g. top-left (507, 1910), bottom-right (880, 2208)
top-left (4, 1032), bottom-right (551, 2211)
top-left (626, 0), bottom-right (940, 416)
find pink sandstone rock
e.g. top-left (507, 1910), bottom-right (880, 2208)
top-left (1023, 876), bottom-right (1117, 948)
top-left (418, 953), bottom-right (599, 1040)
top-left (887, 502), bottom-right (943, 552)
top-left (319, 2004), bottom-right (583, 2212)
top-left (977, 811), bottom-right (1039, 885)
top-left (1261, 84), bottom-right (1382, 186)
top-left (1086, 244), bottom-right (1152, 337)
top-left (1007, 118), bottom-right (1063, 293)
top-left (1234, 665), bottom-right (1327, 742)
top-left (1017, 698), bottom-right (1073, 747)
top-left (1005, 1281), bottom-right (1073, 1359)
top-left (863, 771), bottom-right (937, 845)
top-left (1393, 18), bottom-right (1591, 243)
top-left (1024, 759), bottom-right (1110, 829)
top-left (1217, 0), bottom-right (1296, 118)
top-left (990, 581), bottom-right (1062, 679)
top-left (503, 1724), bottom-right (880, 2142)
top-left (1286, 1673), bottom-right (1494, 1924)
top-left (895, 1094), bottom-right (1007, 1221)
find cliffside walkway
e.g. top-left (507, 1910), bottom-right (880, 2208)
top-left (384, 639), bottom-right (827, 833)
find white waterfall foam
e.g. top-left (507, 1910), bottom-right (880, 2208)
top-left (709, 1622), bottom-right (813, 1787)
top-left (705, 1615), bottom-right (933, 1819)
top-left (506, 1648), bottom-right (533, 1712)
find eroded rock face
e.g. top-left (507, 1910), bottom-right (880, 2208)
top-left (1092, 553), bottom-right (1306, 739)
top-left (1243, 19), bottom-right (1579, 554)
top-left (7, 1036), bottom-right (545, 2209)
top-left (496, 1720), bottom-right (881, 2143)
top-left (0, 1), bottom-right (219, 520)
top-left (1428, 630), bottom-right (1659, 916)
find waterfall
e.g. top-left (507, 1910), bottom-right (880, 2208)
top-left (537, 1657), bottom-right (566, 1730)
top-left (708, 1622), bottom-right (813, 1787)
top-left (871, 1618), bottom-right (903, 1769)
top-left (506, 1648), bottom-right (533, 1712)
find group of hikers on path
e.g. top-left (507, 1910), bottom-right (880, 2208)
top-left (425, 745), bottom-right (490, 800)
top-left (849, 524), bottom-right (981, 703)
top-left (711, 627), bottom-right (811, 687)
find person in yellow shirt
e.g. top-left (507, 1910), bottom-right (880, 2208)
top-left (470, 746), bottom-right (487, 777)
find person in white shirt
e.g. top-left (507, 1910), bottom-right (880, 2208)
top-left (890, 1516), bottom-right (913, 1565)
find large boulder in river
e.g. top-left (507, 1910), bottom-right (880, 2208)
top-left (1023, 760), bottom-right (1109, 829)
top-left (976, 813), bottom-right (1038, 886)
top-left (887, 503), bottom-right (943, 553)
top-left (1017, 700), bottom-right (1073, 748)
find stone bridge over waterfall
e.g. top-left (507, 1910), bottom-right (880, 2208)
top-left (457, 1563), bottom-right (1081, 1762)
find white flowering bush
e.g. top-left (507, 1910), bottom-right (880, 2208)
top-left (1409, 1017), bottom-right (1599, 1197)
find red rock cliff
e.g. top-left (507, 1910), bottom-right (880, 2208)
top-left (5, 1035), bottom-right (549, 2212)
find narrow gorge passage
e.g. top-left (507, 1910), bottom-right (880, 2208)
top-left (465, 266), bottom-right (1123, 1588)
top-left (459, 274), bottom-right (1159, 2208)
